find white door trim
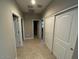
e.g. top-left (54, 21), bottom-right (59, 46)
top-left (22, 19), bottom-right (26, 40)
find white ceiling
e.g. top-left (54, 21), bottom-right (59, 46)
top-left (15, 0), bottom-right (52, 13)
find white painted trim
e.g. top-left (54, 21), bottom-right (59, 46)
top-left (32, 20), bottom-right (34, 39)
top-left (25, 37), bottom-right (33, 40)
top-left (22, 19), bottom-right (26, 40)
top-left (11, 10), bottom-right (21, 17)
top-left (42, 19), bottom-right (45, 41)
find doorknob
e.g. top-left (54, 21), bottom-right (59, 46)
top-left (70, 48), bottom-right (74, 51)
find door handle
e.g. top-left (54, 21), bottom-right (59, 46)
top-left (70, 48), bottom-right (74, 51)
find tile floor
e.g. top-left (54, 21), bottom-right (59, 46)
top-left (17, 38), bottom-right (56, 59)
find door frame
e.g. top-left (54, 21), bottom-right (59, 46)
top-left (32, 19), bottom-right (41, 39)
top-left (12, 11), bottom-right (23, 47)
top-left (21, 18), bottom-right (25, 41)
top-left (52, 4), bottom-right (78, 59)
top-left (41, 19), bottom-right (44, 40)
top-left (42, 18), bottom-right (45, 41)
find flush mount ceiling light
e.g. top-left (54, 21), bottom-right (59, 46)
top-left (31, 0), bottom-right (36, 5)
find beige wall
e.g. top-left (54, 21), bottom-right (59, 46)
top-left (0, 0), bottom-right (22, 59)
top-left (43, 0), bottom-right (78, 51)
top-left (23, 13), bottom-right (40, 39)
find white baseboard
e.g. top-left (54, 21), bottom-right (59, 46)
top-left (25, 37), bottom-right (34, 40)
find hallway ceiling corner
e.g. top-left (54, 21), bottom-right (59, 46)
top-left (15, 0), bottom-right (52, 14)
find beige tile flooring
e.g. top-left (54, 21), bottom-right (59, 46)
top-left (17, 38), bottom-right (56, 59)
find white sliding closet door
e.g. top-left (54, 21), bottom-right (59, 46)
top-left (53, 7), bottom-right (78, 59)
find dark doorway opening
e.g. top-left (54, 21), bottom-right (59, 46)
top-left (34, 21), bottom-right (39, 38)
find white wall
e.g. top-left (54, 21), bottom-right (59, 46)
top-left (43, 0), bottom-right (78, 51)
top-left (0, 0), bottom-right (22, 59)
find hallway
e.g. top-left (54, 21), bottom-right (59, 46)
top-left (0, 0), bottom-right (78, 59)
top-left (17, 38), bottom-right (56, 59)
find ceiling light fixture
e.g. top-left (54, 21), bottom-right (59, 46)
top-left (31, 0), bottom-right (36, 5)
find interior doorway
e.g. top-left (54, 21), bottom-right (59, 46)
top-left (32, 20), bottom-right (44, 40)
top-left (12, 14), bottom-right (21, 47)
top-left (34, 21), bottom-right (39, 38)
